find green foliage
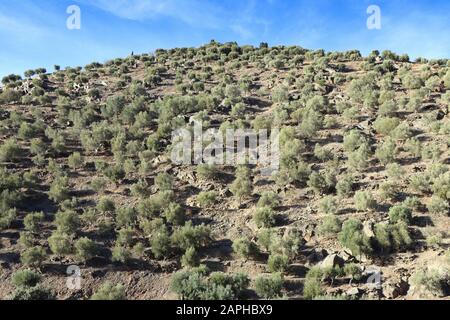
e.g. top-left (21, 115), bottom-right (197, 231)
top-left (181, 246), bottom-right (200, 268)
top-left (232, 237), bottom-right (258, 259)
top-left (318, 215), bottom-right (342, 236)
top-left (49, 176), bottom-right (70, 203)
top-left (171, 222), bottom-right (211, 251)
top-left (267, 254), bottom-right (289, 273)
top-left (55, 210), bottom-right (80, 235)
top-left (48, 231), bottom-right (73, 255)
top-left (171, 268), bottom-right (249, 300)
top-left (354, 191), bottom-right (376, 212)
top-left (24, 212), bottom-right (45, 232)
top-left (12, 269), bottom-right (41, 287)
top-left (338, 219), bottom-right (372, 256)
top-left (388, 205), bottom-right (412, 224)
top-left (427, 196), bottom-right (450, 215)
top-left (91, 282), bottom-right (126, 300)
top-left (75, 237), bottom-right (98, 262)
top-left (0, 138), bottom-right (22, 162)
top-left (67, 152), bottom-right (84, 169)
top-left (253, 206), bottom-right (277, 228)
top-left (318, 196), bottom-right (338, 214)
top-left (155, 172), bottom-right (174, 191)
top-left (197, 191), bottom-right (217, 207)
top-left (254, 273), bottom-right (284, 299)
top-left (21, 246), bottom-right (47, 267)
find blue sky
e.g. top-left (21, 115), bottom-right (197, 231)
top-left (1, 0), bottom-right (450, 77)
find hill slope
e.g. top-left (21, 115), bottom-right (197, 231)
top-left (0, 42), bottom-right (449, 300)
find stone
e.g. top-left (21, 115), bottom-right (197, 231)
top-left (346, 287), bottom-right (361, 296)
top-left (321, 253), bottom-right (344, 269)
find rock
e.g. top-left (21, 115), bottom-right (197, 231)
top-left (363, 219), bottom-right (375, 238)
top-left (307, 248), bottom-right (328, 264)
top-left (321, 254), bottom-right (344, 269)
top-left (339, 250), bottom-right (353, 262)
top-left (383, 279), bottom-right (409, 299)
top-left (346, 287), bottom-right (361, 296)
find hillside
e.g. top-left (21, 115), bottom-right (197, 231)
top-left (0, 41), bottom-right (449, 300)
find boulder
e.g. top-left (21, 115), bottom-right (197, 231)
top-left (321, 253), bottom-right (344, 269)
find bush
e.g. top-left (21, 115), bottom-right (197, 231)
top-left (155, 172), bottom-right (174, 191)
top-left (0, 207), bottom-right (17, 230)
top-left (150, 229), bottom-right (171, 259)
top-left (307, 172), bottom-right (328, 195)
top-left (336, 175), bottom-right (354, 197)
top-left (253, 206), bottom-right (277, 228)
top-left (374, 222), bottom-right (411, 253)
top-left (48, 231), bottom-right (73, 255)
top-left (67, 152), bottom-right (84, 169)
top-left (75, 237), bottom-right (98, 262)
top-left (303, 275), bottom-right (324, 300)
top-left (181, 246), bottom-right (200, 268)
top-left (24, 212), bottom-right (45, 232)
top-left (0, 138), bottom-right (22, 162)
top-left (318, 196), bottom-right (338, 214)
top-left (373, 117), bottom-right (399, 136)
top-left (163, 202), bottom-right (185, 226)
top-left (197, 164), bottom-right (219, 180)
top-left (267, 254), bottom-right (289, 273)
top-left (55, 210), bottom-right (80, 235)
top-left (388, 205), bottom-right (412, 224)
top-left (171, 268), bottom-right (249, 300)
top-left (232, 237), bottom-right (258, 259)
top-left (338, 219), bottom-right (372, 257)
top-left (112, 245), bottom-right (132, 264)
top-left (427, 196), bottom-right (449, 215)
top-left (96, 197), bottom-right (115, 213)
top-left (257, 192), bottom-right (280, 209)
top-left (21, 246), bottom-right (47, 267)
top-left (318, 215), bottom-right (342, 236)
top-left (354, 191), bottom-right (376, 212)
top-left (230, 169), bottom-right (252, 199)
top-left (171, 222), bottom-right (211, 251)
top-left (197, 191), bottom-right (217, 207)
top-left (11, 269), bottom-right (41, 287)
top-left (375, 138), bottom-right (397, 165)
top-left (49, 176), bottom-right (70, 203)
top-left (91, 282), bottom-right (126, 300)
top-left (10, 286), bottom-right (54, 300)
top-left (410, 267), bottom-right (450, 298)
top-left (254, 273), bottom-right (284, 299)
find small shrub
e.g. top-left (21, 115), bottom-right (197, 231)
top-left (338, 219), bottom-right (372, 257)
top-left (318, 196), bottom-right (338, 214)
top-left (67, 152), bottom-right (84, 169)
top-left (75, 237), bottom-right (98, 262)
top-left (21, 246), bottom-right (47, 267)
top-left (253, 206), bottom-right (277, 228)
top-left (254, 273), bottom-right (284, 299)
top-left (232, 237), bottom-right (258, 259)
top-left (197, 191), bottom-right (217, 207)
top-left (11, 269), bottom-right (41, 287)
top-left (267, 254), bottom-right (289, 273)
top-left (388, 205), bottom-right (412, 224)
top-left (23, 212), bottom-right (45, 233)
top-left (91, 282), bottom-right (126, 300)
top-left (181, 246), bottom-right (200, 268)
top-left (318, 215), bottom-right (342, 236)
top-left (48, 231), bottom-right (73, 255)
top-left (427, 196), bottom-right (449, 215)
top-left (354, 191), bottom-right (376, 212)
